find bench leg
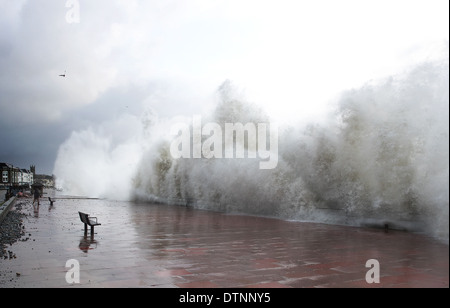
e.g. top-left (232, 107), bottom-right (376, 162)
top-left (84, 223), bottom-right (88, 234)
top-left (91, 226), bottom-right (95, 236)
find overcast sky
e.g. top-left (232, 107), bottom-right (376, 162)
top-left (0, 0), bottom-right (449, 175)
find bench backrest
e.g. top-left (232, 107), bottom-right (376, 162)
top-left (78, 212), bottom-right (89, 224)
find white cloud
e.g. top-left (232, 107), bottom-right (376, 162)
top-left (3, 0), bottom-right (448, 124)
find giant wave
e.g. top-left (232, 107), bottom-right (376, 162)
top-left (54, 57), bottom-right (449, 242)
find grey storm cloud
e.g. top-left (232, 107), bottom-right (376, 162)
top-left (0, 1), bottom-right (115, 172)
top-left (0, 1), bottom-right (122, 123)
top-left (0, 0), bottom-right (211, 173)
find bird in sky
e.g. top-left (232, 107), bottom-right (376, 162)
top-left (59, 70), bottom-right (66, 77)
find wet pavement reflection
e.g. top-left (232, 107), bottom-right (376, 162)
top-left (0, 196), bottom-right (448, 288)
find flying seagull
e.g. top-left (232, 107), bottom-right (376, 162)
top-left (59, 70), bottom-right (66, 77)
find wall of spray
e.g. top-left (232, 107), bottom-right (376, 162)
top-left (53, 57), bottom-right (449, 242)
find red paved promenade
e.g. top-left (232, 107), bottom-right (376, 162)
top-left (0, 194), bottom-right (448, 288)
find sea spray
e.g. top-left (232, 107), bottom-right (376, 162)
top-left (53, 59), bottom-right (449, 242)
top-left (53, 112), bottom-right (156, 200)
top-left (280, 60), bottom-right (449, 239)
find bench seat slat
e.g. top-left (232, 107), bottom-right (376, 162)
top-left (88, 219), bottom-right (101, 226)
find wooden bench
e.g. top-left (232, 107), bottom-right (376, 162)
top-left (78, 212), bottom-right (101, 236)
top-left (48, 197), bottom-right (55, 206)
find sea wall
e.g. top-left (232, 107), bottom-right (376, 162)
top-left (0, 197), bottom-right (16, 224)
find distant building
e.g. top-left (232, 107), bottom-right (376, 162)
top-left (21, 169), bottom-right (33, 187)
top-left (0, 162), bottom-right (34, 189)
top-left (1, 162), bottom-right (16, 187)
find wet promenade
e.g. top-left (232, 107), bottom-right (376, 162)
top-left (0, 194), bottom-right (448, 288)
